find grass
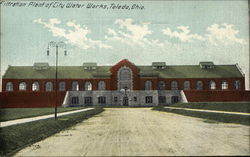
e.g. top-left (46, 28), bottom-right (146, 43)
top-left (153, 106), bottom-right (250, 126)
top-left (0, 107), bottom-right (88, 122)
top-left (169, 102), bottom-right (250, 113)
top-left (0, 107), bottom-right (104, 157)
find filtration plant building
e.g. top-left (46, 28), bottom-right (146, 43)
top-left (1, 59), bottom-right (248, 107)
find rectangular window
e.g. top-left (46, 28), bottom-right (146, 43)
top-left (98, 96), bottom-right (106, 104)
top-left (84, 97), bottom-right (92, 105)
top-left (145, 96), bottom-right (153, 104)
top-left (114, 97), bottom-right (118, 102)
top-left (133, 96), bottom-right (137, 102)
top-left (71, 97), bottom-right (79, 104)
top-left (159, 96), bottom-right (166, 104)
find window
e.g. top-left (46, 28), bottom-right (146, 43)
top-left (19, 82), bottom-right (26, 91)
top-left (45, 82), bottom-right (53, 91)
top-left (144, 80), bottom-right (152, 90)
top-left (221, 81), bottom-right (228, 90)
top-left (120, 69), bottom-right (131, 80)
top-left (171, 81), bottom-right (178, 90)
top-left (196, 81), bottom-right (203, 90)
top-left (234, 80), bottom-right (241, 89)
top-left (32, 82), bottom-right (39, 91)
top-left (158, 81), bottom-right (165, 90)
top-left (84, 97), bottom-right (92, 105)
top-left (183, 81), bottom-right (190, 90)
top-left (98, 81), bottom-right (106, 90)
top-left (133, 96), bottom-right (137, 102)
top-left (159, 96), bottom-right (166, 104)
top-left (98, 96), bottom-right (106, 104)
top-left (59, 81), bottom-right (66, 91)
top-left (118, 68), bottom-right (132, 90)
top-left (84, 81), bottom-right (92, 91)
top-left (72, 81), bottom-right (79, 91)
top-left (171, 96), bottom-right (179, 104)
top-left (71, 97), bottom-right (79, 104)
top-left (6, 82), bottom-right (13, 91)
top-left (114, 97), bottom-right (118, 102)
top-left (209, 81), bottom-right (216, 90)
top-left (145, 96), bottom-right (153, 103)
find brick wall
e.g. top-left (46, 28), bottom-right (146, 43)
top-left (183, 90), bottom-right (250, 102)
top-left (0, 91), bottom-right (66, 108)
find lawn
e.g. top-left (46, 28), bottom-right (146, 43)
top-left (0, 107), bottom-right (104, 157)
top-left (169, 102), bottom-right (250, 113)
top-left (153, 102), bottom-right (250, 126)
top-left (0, 107), bottom-right (87, 122)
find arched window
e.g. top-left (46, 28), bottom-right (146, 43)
top-left (45, 82), bottom-right (53, 91)
top-left (120, 69), bottom-right (131, 80)
top-left (59, 81), bottom-right (66, 91)
top-left (183, 81), bottom-right (190, 90)
top-left (32, 82), bottom-right (39, 91)
top-left (85, 81), bottom-right (92, 91)
top-left (144, 80), bottom-right (152, 90)
top-left (171, 81), bottom-right (178, 90)
top-left (234, 80), bottom-right (241, 89)
top-left (72, 81), bottom-right (79, 91)
top-left (98, 81), bottom-right (106, 90)
top-left (19, 82), bottom-right (26, 91)
top-left (221, 81), bottom-right (228, 90)
top-left (158, 81), bottom-right (165, 90)
top-left (209, 81), bottom-right (216, 90)
top-left (6, 82), bottom-right (13, 91)
top-left (196, 81), bottom-right (203, 90)
top-left (118, 67), bottom-right (132, 90)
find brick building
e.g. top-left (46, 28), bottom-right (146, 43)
top-left (1, 59), bottom-right (249, 107)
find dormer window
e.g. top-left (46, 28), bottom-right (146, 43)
top-left (33, 63), bottom-right (49, 70)
top-left (199, 62), bottom-right (214, 69)
top-left (83, 62), bottom-right (97, 70)
top-left (152, 62), bottom-right (166, 69)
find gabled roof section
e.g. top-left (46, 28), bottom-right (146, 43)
top-left (138, 65), bottom-right (243, 78)
top-left (3, 66), bottom-right (111, 79)
top-left (3, 62), bottom-right (244, 79)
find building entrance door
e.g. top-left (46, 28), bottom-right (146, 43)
top-left (123, 97), bottom-right (129, 106)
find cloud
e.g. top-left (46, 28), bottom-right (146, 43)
top-left (162, 24), bottom-right (246, 45)
top-left (162, 26), bottom-right (205, 42)
top-left (33, 18), bottom-right (111, 49)
top-left (206, 23), bottom-right (246, 45)
top-left (105, 18), bottom-right (164, 48)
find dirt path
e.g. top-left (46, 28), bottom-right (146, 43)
top-left (15, 108), bottom-right (250, 156)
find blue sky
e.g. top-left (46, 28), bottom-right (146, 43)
top-left (1, 0), bottom-right (249, 89)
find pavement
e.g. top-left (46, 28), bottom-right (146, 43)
top-left (0, 108), bottom-right (94, 128)
top-left (164, 107), bottom-right (250, 116)
top-left (14, 108), bottom-right (250, 156)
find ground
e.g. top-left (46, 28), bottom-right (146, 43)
top-left (15, 108), bottom-right (250, 156)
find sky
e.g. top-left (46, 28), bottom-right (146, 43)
top-left (0, 0), bottom-right (249, 90)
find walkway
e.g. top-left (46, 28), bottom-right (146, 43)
top-left (0, 108), bottom-right (94, 128)
top-left (164, 107), bottom-right (250, 116)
